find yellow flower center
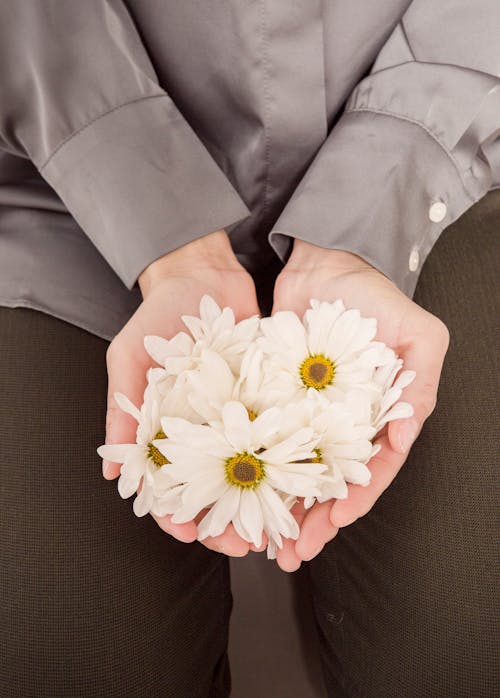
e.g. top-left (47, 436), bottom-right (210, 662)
top-left (225, 452), bottom-right (265, 489)
top-left (299, 354), bottom-right (335, 390)
top-left (312, 448), bottom-right (323, 463)
top-left (147, 429), bottom-right (169, 468)
top-left (246, 408), bottom-right (258, 422)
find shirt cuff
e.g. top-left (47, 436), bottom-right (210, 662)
top-left (41, 95), bottom-right (251, 289)
top-left (268, 109), bottom-right (484, 297)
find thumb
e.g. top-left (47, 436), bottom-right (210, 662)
top-left (388, 329), bottom-right (449, 455)
top-left (101, 339), bottom-right (151, 479)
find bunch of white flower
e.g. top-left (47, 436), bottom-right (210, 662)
top-left (97, 296), bottom-right (415, 559)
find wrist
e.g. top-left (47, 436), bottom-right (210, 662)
top-left (287, 239), bottom-right (373, 274)
top-left (138, 229), bottom-right (241, 298)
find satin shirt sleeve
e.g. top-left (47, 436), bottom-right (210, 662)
top-left (269, 0), bottom-right (500, 297)
top-left (0, 1), bottom-right (250, 289)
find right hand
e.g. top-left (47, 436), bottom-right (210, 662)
top-left (101, 229), bottom-right (265, 556)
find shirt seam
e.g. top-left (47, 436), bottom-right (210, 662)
top-left (345, 106), bottom-right (477, 205)
top-left (39, 93), bottom-right (168, 172)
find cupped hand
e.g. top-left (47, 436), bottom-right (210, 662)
top-left (270, 241), bottom-right (449, 572)
top-left (101, 229), bottom-right (266, 556)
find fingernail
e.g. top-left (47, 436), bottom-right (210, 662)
top-left (102, 461), bottom-right (110, 478)
top-left (398, 419), bottom-right (419, 454)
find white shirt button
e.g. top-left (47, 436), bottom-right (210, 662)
top-left (409, 247), bottom-right (420, 272)
top-left (429, 200), bottom-right (447, 223)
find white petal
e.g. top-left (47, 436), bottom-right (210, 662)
top-left (172, 474), bottom-right (228, 522)
top-left (323, 441), bottom-right (372, 461)
top-left (304, 496), bottom-right (316, 509)
top-left (120, 450), bottom-right (147, 480)
top-left (232, 509), bottom-right (254, 544)
top-left (335, 317), bottom-right (377, 362)
top-left (251, 406), bottom-right (282, 445)
top-left (338, 460), bottom-right (372, 485)
top-left (181, 315), bottom-right (204, 340)
top-left (374, 401), bottom-right (414, 432)
top-left (262, 427), bottom-right (317, 465)
top-left (211, 306), bottom-right (235, 336)
top-left (162, 448), bottom-right (222, 482)
top-left (144, 335), bottom-right (171, 366)
top-left (266, 539), bottom-right (278, 560)
top-left (394, 370), bottom-right (416, 390)
top-left (161, 418), bottom-right (231, 458)
top-left (151, 486), bottom-right (185, 517)
top-left (197, 486), bottom-right (240, 540)
top-left (96, 443), bottom-right (134, 462)
top-left (239, 489), bottom-right (264, 547)
top-left (258, 483), bottom-right (299, 540)
top-left (265, 467), bottom-right (322, 498)
top-left (317, 478), bottom-right (348, 501)
top-left (117, 474), bottom-right (140, 499)
top-left (260, 311), bottom-right (308, 360)
top-left (133, 486), bottom-right (154, 517)
top-left (114, 392), bottom-right (141, 422)
top-left (199, 294), bottom-right (222, 324)
top-left (305, 300), bottom-right (344, 353)
top-left (222, 402), bottom-right (252, 453)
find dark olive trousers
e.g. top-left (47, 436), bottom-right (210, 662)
top-left (1, 191), bottom-right (499, 697)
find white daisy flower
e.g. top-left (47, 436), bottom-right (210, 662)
top-left (96, 369), bottom-right (190, 517)
top-left (186, 344), bottom-right (271, 424)
top-left (258, 299), bottom-right (394, 405)
top-left (158, 402), bottom-right (325, 548)
top-left (307, 398), bottom-right (376, 506)
top-left (143, 294), bottom-right (260, 378)
top-left (265, 395), bottom-right (375, 509)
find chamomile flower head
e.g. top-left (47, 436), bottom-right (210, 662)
top-left (186, 344), bottom-right (270, 424)
top-left (96, 369), bottom-right (190, 517)
top-left (158, 402), bottom-right (325, 548)
top-left (268, 394), bottom-right (376, 509)
top-left (310, 399), bottom-right (376, 505)
top-left (144, 295), bottom-right (260, 379)
top-left (258, 299), bottom-right (394, 405)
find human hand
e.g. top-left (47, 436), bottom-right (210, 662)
top-left (101, 229), bottom-right (266, 556)
top-left (269, 241), bottom-right (449, 572)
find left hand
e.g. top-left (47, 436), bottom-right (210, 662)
top-left (270, 240), bottom-right (450, 572)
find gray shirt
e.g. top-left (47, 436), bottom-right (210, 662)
top-left (1, 1), bottom-right (499, 340)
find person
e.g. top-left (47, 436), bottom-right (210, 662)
top-left (0, 1), bottom-right (498, 696)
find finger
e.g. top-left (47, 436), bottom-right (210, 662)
top-left (276, 536), bottom-right (302, 572)
top-left (151, 512), bottom-right (198, 543)
top-left (275, 499), bottom-right (306, 570)
top-left (330, 434), bottom-right (405, 527)
top-left (295, 501), bottom-right (339, 561)
top-left (249, 532), bottom-right (268, 553)
top-left (388, 333), bottom-right (448, 456)
top-left (201, 523), bottom-right (251, 557)
top-left (102, 343), bottom-right (151, 480)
